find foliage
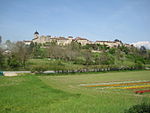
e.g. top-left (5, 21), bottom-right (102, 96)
top-left (124, 103), bottom-right (150, 113)
top-left (0, 49), bottom-right (5, 69)
top-left (108, 48), bottom-right (116, 54)
top-left (0, 40), bottom-right (150, 71)
top-left (98, 53), bottom-right (114, 65)
top-left (0, 36), bottom-right (2, 44)
top-left (7, 54), bottom-right (21, 68)
top-left (30, 42), bottom-right (46, 58)
top-left (0, 41), bottom-right (30, 70)
top-left (74, 57), bottom-right (86, 64)
top-left (134, 62), bottom-right (145, 69)
top-left (30, 65), bottom-right (47, 73)
top-left (140, 46), bottom-right (147, 55)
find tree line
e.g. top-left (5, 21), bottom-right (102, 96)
top-left (0, 39), bottom-right (150, 71)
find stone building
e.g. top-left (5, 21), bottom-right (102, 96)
top-left (95, 40), bottom-right (123, 48)
top-left (31, 31), bottom-right (90, 46)
top-left (23, 31), bottom-right (131, 48)
top-left (74, 37), bottom-right (92, 45)
top-left (56, 37), bottom-right (71, 45)
top-left (32, 31), bottom-right (51, 44)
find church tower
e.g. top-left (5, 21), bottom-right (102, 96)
top-left (34, 30), bottom-right (39, 39)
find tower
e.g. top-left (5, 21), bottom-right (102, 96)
top-left (34, 30), bottom-right (39, 39)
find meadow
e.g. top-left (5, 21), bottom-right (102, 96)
top-left (0, 70), bottom-right (150, 113)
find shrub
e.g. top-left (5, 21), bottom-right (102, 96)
top-left (31, 65), bottom-right (47, 73)
top-left (57, 60), bottom-right (64, 66)
top-left (74, 57), bottom-right (86, 65)
top-left (124, 103), bottom-right (150, 113)
top-left (134, 62), bottom-right (145, 69)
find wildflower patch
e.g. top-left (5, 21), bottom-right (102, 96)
top-left (80, 80), bottom-right (150, 94)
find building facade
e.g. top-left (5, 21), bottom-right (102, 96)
top-left (95, 40), bottom-right (123, 47)
top-left (23, 31), bottom-right (130, 48)
top-left (31, 31), bottom-right (91, 46)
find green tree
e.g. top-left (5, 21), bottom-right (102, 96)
top-left (5, 41), bottom-right (30, 69)
top-left (0, 36), bottom-right (2, 44)
top-left (140, 46), bottom-right (147, 55)
top-left (0, 48), bottom-right (5, 69)
top-left (99, 53), bottom-right (114, 65)
top-left (8, 54), bottom-right (21, 68)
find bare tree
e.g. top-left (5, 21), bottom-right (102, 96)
top-left (13, 41), bottom-right (29, 67)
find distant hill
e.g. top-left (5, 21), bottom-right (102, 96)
top-left (133, 41), bottom-right (150, 49)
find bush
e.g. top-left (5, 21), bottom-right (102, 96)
top-left (134, 62), bottom-right (145, 69)
top-left (57, 60), bottom-right (64, 66)
top-left (31, 65), bottom-right (47, 73)
top-left (124, 103), bottom-right (150, 113)
top-left (74, 57), bottom-right (86, 65)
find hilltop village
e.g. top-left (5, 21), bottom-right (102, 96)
top-left (24, 31), bottom-right (131, 48)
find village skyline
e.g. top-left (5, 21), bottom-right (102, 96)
top-left (22, 30), bottom-right (130, 48)
top-left (0, 0), bottom-right (150, 44)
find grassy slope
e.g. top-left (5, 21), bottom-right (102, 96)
top-left (0, 71), bottom-right (150, 113)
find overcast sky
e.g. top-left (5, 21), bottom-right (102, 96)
top-left (0, 0), bottom-right (150, 43)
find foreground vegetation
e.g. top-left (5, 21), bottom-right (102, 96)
top-left (0, 71), bottom-right (150, 113)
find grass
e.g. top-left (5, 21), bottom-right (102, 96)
top-left (0, 70), bottom-right (150, 113)
top-left (0, 76), bottom-right (80, 113)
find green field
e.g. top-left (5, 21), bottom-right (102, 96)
top-left (0, 71), bottom-right (150, 113)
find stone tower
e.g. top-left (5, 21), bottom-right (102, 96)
top-left (34, 30), bottom-right (39, 39)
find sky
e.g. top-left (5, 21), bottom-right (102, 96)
top-left (0, 0), bottom-right (150, 44)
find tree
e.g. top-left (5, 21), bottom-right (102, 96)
top-left (0, 36), bottom-right (2, 44)
top-left (114, 39), bottom-right (122, 43)
top-left (114, 39), bottom-right (120, 42)
top-left (30, 42), bottom-right (45, 58)
top-left (140, 46), bottom-right (147, 55)
top-left (69, 41), bottom-right (81, 50)
top-left (12, 41), bottom-right (29, 67)
top-left (98, 44), bottom-right (109, 51)
top-left (99, 53), bottom-right (114, 65)
top-left (108, 48), bottom-right (116, 54)
top-left (83, 50), bottom-right (93, 65)
top-left (0, 48), bottom-right (5, 69)
top-left (7, 54), bottom-right (21, 68)
top-left (5, 40), bottom-right (15, 50)
top-left (46, 43), bottom-right (64, 59)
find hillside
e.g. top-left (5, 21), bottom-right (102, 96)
top-left (0, 41), bottom-right (150, 71)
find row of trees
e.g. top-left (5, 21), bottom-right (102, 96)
top-left (32, 41), bottom-right (149, 65)
top-left (0, 40), bottom-right (150, 71)
top-left (0, 41), bottom-right (29, 70)
top-left (30, 42), bottom-right (115, 65)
